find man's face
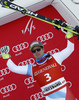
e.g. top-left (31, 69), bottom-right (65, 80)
top-left (31, 46), bottom-right (44, 59)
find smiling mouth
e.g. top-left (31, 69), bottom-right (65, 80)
top-left (36, 54), bottom-right (40, 57)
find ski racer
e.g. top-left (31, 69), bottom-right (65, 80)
top-left (0, 24), bottom-right (75, 100)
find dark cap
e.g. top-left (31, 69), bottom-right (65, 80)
top-left (30, 41), bottom-right (43, 51)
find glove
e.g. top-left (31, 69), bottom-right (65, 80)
top-left (61, 23), bottom-right (73, 39)
top-left (2, 54), bottom-right (11, 59)
top-left (0, 46), bottom-right (11, 59)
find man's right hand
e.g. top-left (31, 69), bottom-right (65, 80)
top-left (0, 46), bottom-right (11, 59)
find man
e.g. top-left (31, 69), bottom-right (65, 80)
top-left (0, 25), bottom-right (75, 100)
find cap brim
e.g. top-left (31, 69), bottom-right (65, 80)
top-left (30, 44), bottom-right (43, 51)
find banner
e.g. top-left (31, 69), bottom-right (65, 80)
top-left (0, 5), bottom-right (79, 100)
